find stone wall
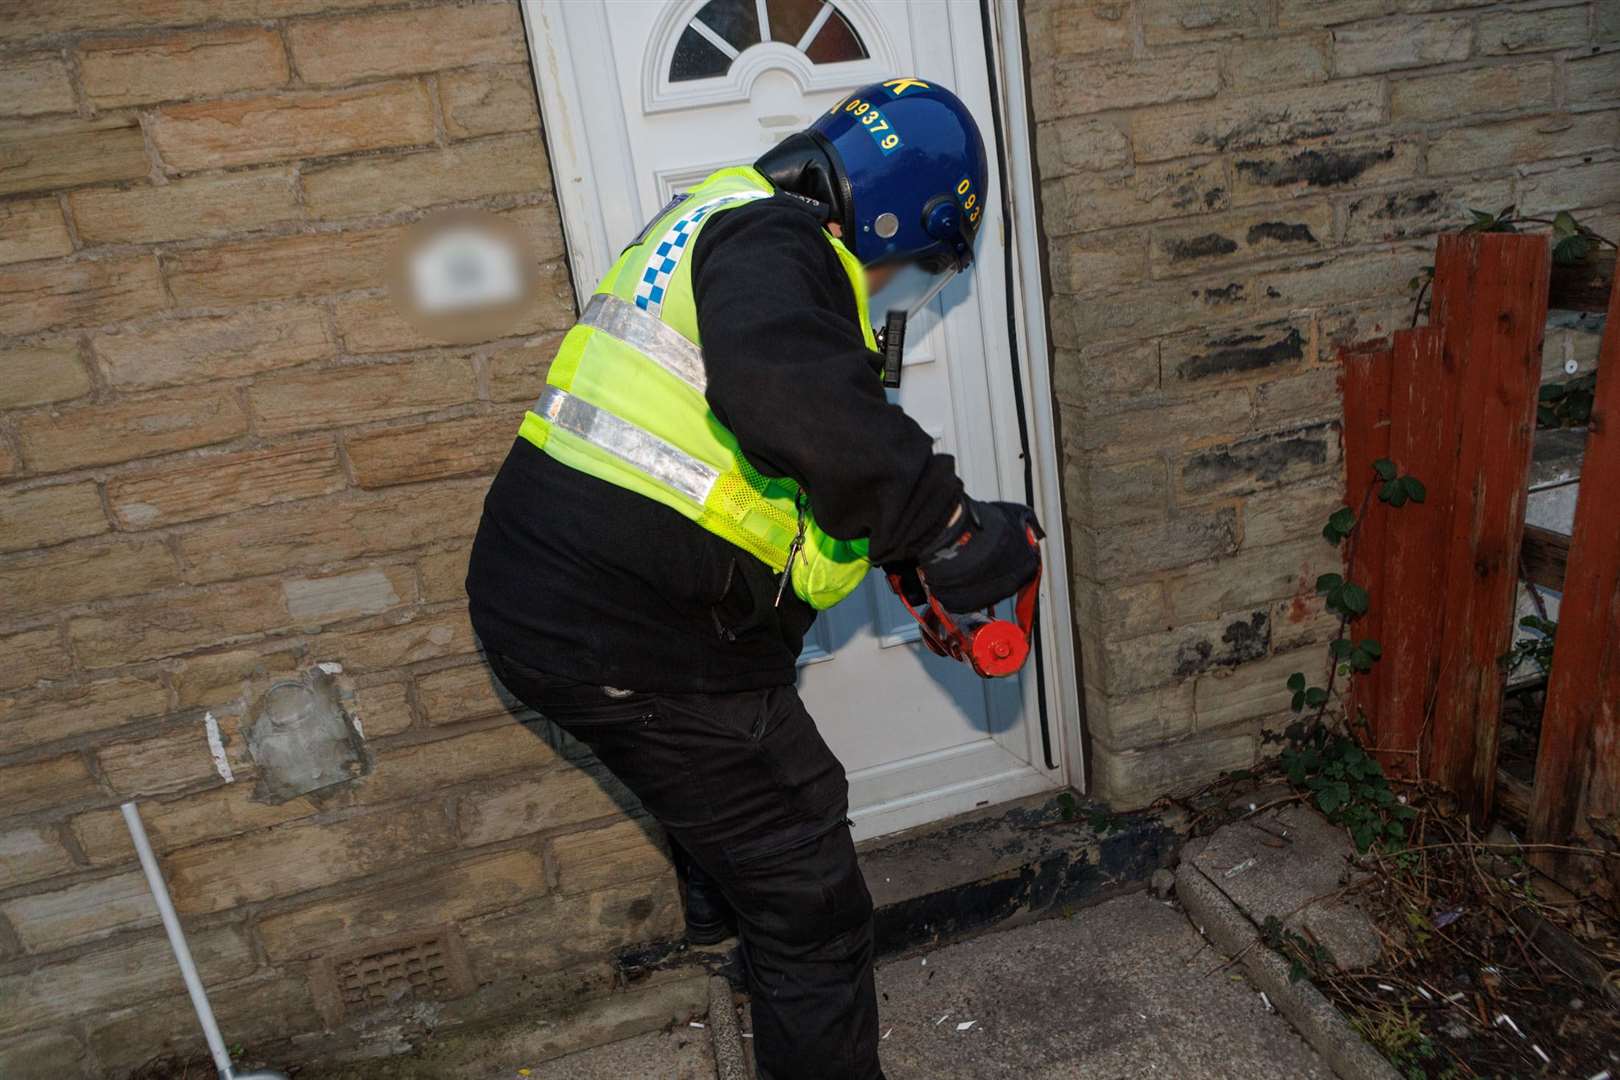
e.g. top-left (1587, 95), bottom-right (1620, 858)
top-left (0, 2), bottom-right (682, 1075)
top-left (1023, 0), bottom-right (1619, 806)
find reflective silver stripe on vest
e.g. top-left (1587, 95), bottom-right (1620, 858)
top-left (536, 386), bottom-right (717, 505)
top-left (577, 293), bottom-right (707, 393)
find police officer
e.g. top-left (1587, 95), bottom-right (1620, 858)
top-left (467, 78), bottom-right (1040, 1080)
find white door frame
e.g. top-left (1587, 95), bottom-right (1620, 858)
top-left (518, 0), bottom-right (1084, 794)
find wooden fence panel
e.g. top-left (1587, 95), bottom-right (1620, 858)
top-left (1530, 276), bottom-right (1620, 892)
top-left (1425, 233), bottom-right (1549, 823)
top-left (1375, 327), bottom-right (1454, 777)
top-left (1341, 340), bottom-right (1393, 748)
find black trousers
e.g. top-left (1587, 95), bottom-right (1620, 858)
top-left (486, 652), bottom-right (882, 1080)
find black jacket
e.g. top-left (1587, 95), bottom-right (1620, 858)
top-left (465, 194), bottom-right (963, 691)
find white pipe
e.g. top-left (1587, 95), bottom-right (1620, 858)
top-left (122, 801), bottom-right (237, 1080)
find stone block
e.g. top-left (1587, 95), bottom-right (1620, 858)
top-left (249, 356), bottom-right (477, 436)
top-left (1163, 319), bottom-right (1308, 387)
top-left (1073, 578), bottom-right (1169, 642)
top-left (92, 303), bottom-right (334, 390)
top-left (335, 724), bottom-right (558, 809)
top-left (1271, 592), bottom-right (1341, 653)
top-left (0, 627), bottom-right (69, 691)
top-left (1, 870), bottom-right (158, 952)
top-left (149, 81), bottom-right (436, 170)
top-left (1277, 0), bottom-right (1387, 28)
top-left (0, 253), bottom-right (165, 337)
top-left (1040, 159), bottom-right (1228, 239)
top-left (177, 483), bottom-right (482, 583)
top-left (0, 753), bottom-right (95, 818)
top-left (0, 674), bottom-right (169, 755)
top-left (489, 333), bottom-right (566, 402)
top-left (164, 225), bottom-right (398, 307)
top-left (552, 818), bottom-right (670, 896)
top-left (1331, 16), bottom-right (1471, 76)
top-left (458, 766), bottom-right (640, 847)
top-left (418, 547), bottom-right (470, 603)
top-left (1092, 730), bottom-right (1258, 808)
top-left (346, 414), bottom-right (513, 488)
top-left (0, 196), bottom-right (72, 264)
top-left (416, 662), bottom-right (527, 726)
top-left (1169, 537), bottom-right (1338, 623)
top-left (0, 339), bottom-right (91, 407)
top-left (70, 168), bottom-right (300, 246)
top-left (0, 1030), bottom-right (85, 1076)
top-left (330, 293), bottom-right (441, 354)
top-left (170, 644), bottom-right (300, 711)
top-left (351, 679), bottom-right (415, 738)
top-left (0, 826), bottom-right (76, 890)
top-left (1062, 455), bottom-right (1168, 527)
top-left (1224, 34), bottom-right (1331, 92)
top-left (1099, 610), bottom-right (1271, 696)
top-left (1476, 5), bottom-right (1590, 55)
top-left (1390, 61), bottom-right (1554, 122)
top-left (1196, 648), bottom-right (1331, 730)
top-left (1240, 477), bottom-right (1344, 549)
top-left (1052, 339), bottom-right (1159, 407)
top-left (0, 925), bottom-right (253, 1035)
top-left (78, 28), bottom-right (288, 108)
top-left (1426, 112), bottom-right (1619, 175)
top-left (1027, 1), bottom-right (1133, 55)
top-left (71, 783), bottom-right (316, 866)
top-left (1131, 79), bottom-right (1383, 162)
top-left (0, 117), bottom-right (149, 197)
top-left (1153, 203), bottom-right (1332, 277)
top-left (1083, 680), bottom-right (1196, 751)
top-left (164, 800), bottom-right (455, 915)
top-left (1034, 51), bottom-right (1221, 122)
top-left (68, 579), bottom-right (288, 667)
top-left (0, 52), bottom-right (76, 117)
top-left (1517, 159), bottom-right (1620, 216)
top-left (1314, 299), bottom-right (1408, 353)
top-left (302, 133), bottom-right (551, 220)
top-left (1035, 116), bottom-right (1131, 179)
top-left (108, 438), bottom-right (346, 530)
top-left (283, 566), bottom-right (415, 626)
top-left (16, 386), bottom-right (246, 472)
top-left (440, 65), bottom-right (541, 140)
top-left (1180, 422), bottom-right (1340, 500)
top-left (96, 720), bottom-right (233, 797)
top-left (1048, 229), bottom-right (1150, 294)
top-left (288, 4), bottom-right (525, 85)
top-left (0, 538), bottom-right (182, 620)
top-left (0, 481), bottom-right (108, 551)
top-left (1341, 178), bottom-right (1514, 244)
top-left (1076, 505), bottom-right (1242, 582)
top-left (1568, 50), bottom-right (1620, 107)
top-left (1231, 136), bottom-right (1420, 205)
top-left (461, 877), bottom-right (683, 974)
top-left (1251, 365), bottom-right (1342, 431)
top-left (1061, 389), bottom-right (1251, 461)
top-left (1141, 0), bottom-right (1265, 42)
top-left (257, 848), bottom-right (546, 961)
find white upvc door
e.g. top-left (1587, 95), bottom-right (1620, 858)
top-left (521, 0), bottom-right (1076, 838)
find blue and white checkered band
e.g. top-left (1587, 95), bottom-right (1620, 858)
top-left (633, 191), bottom-right (770, 316)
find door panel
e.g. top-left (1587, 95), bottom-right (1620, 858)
top-left (523, 0), bottom-right (1062, 837)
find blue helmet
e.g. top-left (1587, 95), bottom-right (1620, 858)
top-left (757, 78), bottom-right (989, 273)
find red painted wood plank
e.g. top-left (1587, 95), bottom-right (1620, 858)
top-left (1531, 274), bottom-right (1620, 890)
top-left (1426, 233), bottom-right (1550, 823)
top-left (1375, 327), bottom-right (1457, 777)
top-left (1339, 340), bottom-right (1392, 747)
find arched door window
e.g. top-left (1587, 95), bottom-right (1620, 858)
top-left (671, 0), bottom-right (868, 82)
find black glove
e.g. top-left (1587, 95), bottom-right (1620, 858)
top-left (919, 497), bottom-right (1042, 613)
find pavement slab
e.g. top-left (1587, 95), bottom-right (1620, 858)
top-left (866, 893), bottom-right (1333, 1079)
top-left (520, 1024), bottom-right (716, 1080)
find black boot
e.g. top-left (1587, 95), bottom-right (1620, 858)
top-left (682, 856), bottom-right (736, 945)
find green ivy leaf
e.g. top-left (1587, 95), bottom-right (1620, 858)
top-left (1328, 506), bottom-right (1355, 533)
top-left (1360, 638), bottom-right (1383, 658)
top-left (1552, 210), bottom-right (1579, 238)
top-left (1373, 458), bottom-right (1397, 481)
top-left (1287, 672), bottom-right (1306, 691)
top-left (1316, 573), bottom-right (1343, 595)
top-left (1305, 687), bottom-right (1329, 707)
top-left (1401, 475), bottom-right (1426, 504)
top-left (1330, 639), bottom-right (1354, 659)
top-left (1341, 583), bottom-right (1370, 615)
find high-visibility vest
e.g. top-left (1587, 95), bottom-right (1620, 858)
top-left (518, 166), bottom-right (873, 610)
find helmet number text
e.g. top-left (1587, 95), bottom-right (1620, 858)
top-left (843, 97), bottom-right (901, 155)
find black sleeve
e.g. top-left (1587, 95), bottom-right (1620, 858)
top-left (690, 198), bottom-right (963, 565)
